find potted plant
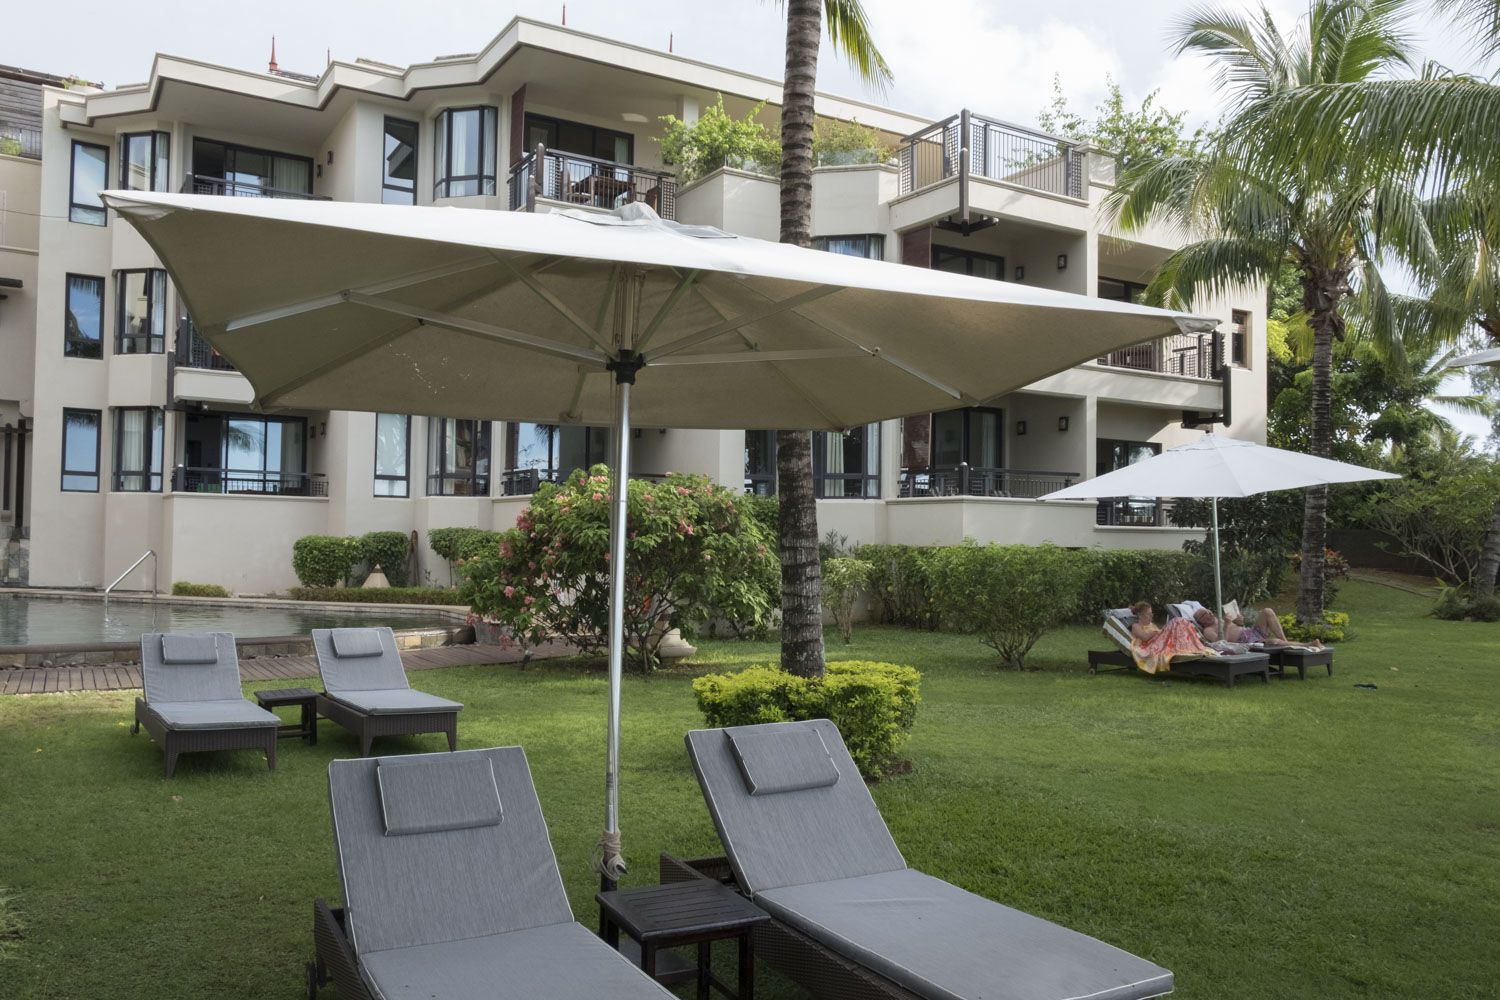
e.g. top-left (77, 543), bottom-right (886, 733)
top-left (658, 94), bottom-right (781, 183)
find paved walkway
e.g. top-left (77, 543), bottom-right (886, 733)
top-left (0, 640), bottom-right (573, 696)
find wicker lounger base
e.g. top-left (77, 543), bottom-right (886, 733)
top-left (131, 698), bottom-right (276, 778)
top-left (1087, 649), bottom-right (1271, 687)
top-left (315, 694), bottom-right (458, 757)
top-left (309, 897), bottom-right (373, 1000)
top-left (1267, 647), bottom-right (1334, 680)
top-left (660, 854), bottom-right (922, 1000)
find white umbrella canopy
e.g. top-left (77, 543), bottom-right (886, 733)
top-left (1448, 347), bottom-right (1500, 369)
top-left (103, 190), bottom-right (1220, 888)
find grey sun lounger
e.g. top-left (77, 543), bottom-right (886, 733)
top-left (1088, 609), bottom-right (1270, 687)
top-left (132, 632), bottom-right (279, 777)
top-left (312, 627), bottom-right (462, 756)
top-left (1164, 602), bottom-right (1334, 680)
top-left (311, 747), bottom-right (673, 1000)
top-left (685, 719), bottom-right (1174, 1000)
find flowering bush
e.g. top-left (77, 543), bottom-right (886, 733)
top-left (459, 466), bottom-right (778, 670)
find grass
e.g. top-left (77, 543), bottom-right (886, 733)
top-left (1, 579), bottom-right (1496, 998)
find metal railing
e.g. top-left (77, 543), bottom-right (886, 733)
top-left (1096, 332), bottom-right (1224, 380)
top-left (508, 146), bottom-right (678, 220)
top-left (898, 110), bottom-right (1085, 200)
top-left (103, 550), bottom-right (157, 613)
top-left (0, 125), bottom-right (41, 159)
top-left (501, 467), bottom-right (669, 496)
top-left (898, 464), bottom-right (1078, 499)
top-left (816, 472), bottom-right (881, 500)
top-left (181, 173), bottom-right (327, 200)
top-left (175, 319), bottom-right (236, 371)
top-left (172, 466), bottom-right (327, 497)
top-left (1095, 498), bottom-right (1193, 527)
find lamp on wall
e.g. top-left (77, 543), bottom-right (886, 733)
top-left (1056, 253), bottom-right (1068, 270)
top-left (1015, 420), bottom-right (1027, 436)
top-left (1014, 265), bottom-right (1025, 281)
top-left (1057, 416), bottom-right (1070, 432)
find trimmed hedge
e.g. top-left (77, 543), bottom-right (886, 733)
top-left (928, 542), bottom-right (1088, 669)
top-left (286, 586), bottom-right (463, 606)
top-left (855, 544), bottom-right (940, 629)
top-left (357, 531), bottom-right (411, 587)
top-left (1074, 549), bottom-right (1200, 624)
top-left (429, 527), bottom-right (505, 563)
top-left (692, 660), bottom-right (921, 778)
top-left (291, 536), bottom-right (358, 588)
top-left (171, 581), bottom-right (230, 598)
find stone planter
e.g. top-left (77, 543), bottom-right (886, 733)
top-left (472, 620), bottom-right (506, 645)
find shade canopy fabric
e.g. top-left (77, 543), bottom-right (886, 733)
top-left (1038, 433), bottom-right (1399, 501)
top-left (1449, 347), bottom-right (1500, 369)
top-left (100, 192), bottom-right (1217, 431)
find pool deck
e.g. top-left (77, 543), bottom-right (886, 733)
top-left (0, 638), bottom-right (573, 695)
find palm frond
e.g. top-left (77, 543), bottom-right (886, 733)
top-left (1143, 236), bottom-right (1286, 309)
top-left (822, 0), bottom-right (893, 91)
top-left (1435, 0), bottom-right (1500, 62)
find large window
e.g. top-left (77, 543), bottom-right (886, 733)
top-left (1231, 309), bottom-right (1249, 367)
top-left (933, 246), bottom-right (1004, 280)
top-left (745, 430), bottom-right (776, 495)
top-left (524, 113), bottom-right (633, 163)
top-left (61, 409), bottom-right (101, 491)
top-left (1095, 439), bottom-right (1162, 526)
top-left (112, 408), bottom-right (163, 492)
top-left (427, 418), bottom-right (491, 495)
top-left (115, 270), bottom-right (168, 354)
top-left (1098, 277), bottom-right (1148, 302)
top-left (120, 131), bottom-right (171, 192)
top-left (374, 413), bottom-right (410, 497)
top-left (502, 422), bottom-right (609, 495)
top-left (191, 138), bottom-right (312, 197)
top-left (180, 412), bottom-right (313, 494)
top-left (930, 407), bottom-right (1002, 469)
top-left (382, 118), bottom-right (418, 205)
top-left (64, 274), bottom-right (105, 359)
top-left (69, 141), bottom-right (109, 225)
top-left (434, 107), bottom-right (497, 198)
top-left (813, 235), bottom-right (885, 259)
top-left (815, 424), bottom-right (880, 499)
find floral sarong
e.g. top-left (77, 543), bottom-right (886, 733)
top-left (1132, 616), bottom-right (1217, 675)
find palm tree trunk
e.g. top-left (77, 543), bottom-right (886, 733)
top-left (1476, 494), bottom-right (1500, 602)
top-left (1296, 265), bottom-right (1348, 623)
top-left (776, 0), bottom-right (825, 677)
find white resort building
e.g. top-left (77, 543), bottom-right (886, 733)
top-left (0, 19), bottom-right (1266, 594)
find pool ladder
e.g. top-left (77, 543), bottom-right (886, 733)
top-left (103, 549), bottom-right (158, 616)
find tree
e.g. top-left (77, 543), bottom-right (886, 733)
top-left (1037, 75), bottom-right (1205, 171)
top-left (774, 0), bottom-right (891, 678)
top-left (1108, 0), bottom-right (1434, 624)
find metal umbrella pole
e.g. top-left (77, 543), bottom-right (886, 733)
top-left (1211, 496), bottom-right (1225, 627)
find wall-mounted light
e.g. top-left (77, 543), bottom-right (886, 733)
top-left (320, 421), bottom-right (327, 436)
top-left (1015, 420), bottom-right (1027, 436)
top-left (316, 164), bottom-right (323, 178)
top-left (1014, 265), bottom-right (1025, 281)
top-left (1057, 416), bottom-right (1070, 432)
top-left (326, 150), bottom-right (334, 165)
top-left (1057, 253), bottom-right (1068, 270)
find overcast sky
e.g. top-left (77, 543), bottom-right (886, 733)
top-left (4, 0), bottom-right (1492, 441)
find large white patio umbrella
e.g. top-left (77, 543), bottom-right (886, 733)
top-left (1448, 346), bottom-right (1500, 368)
top-left (1039, 434), bottom-right (1398, 623)
top-left (103, 190), bottom-right (1218, 886)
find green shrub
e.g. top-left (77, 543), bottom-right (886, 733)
top-left (812, 118), bottom-right (895, 166)
top-left (692, 660), bottom-right (921, 778)
top-left (1280, 610), bottom-right (1352, 643)
top-left (928, 542), bottom-right (1087, 669)
top-left (170, 581), bottom-right (230, 598)
top-left (356, 531), bottom-right (411, 587)
top-left (658, 93), bottom-right (781, 181)
top-left (1073, 549), bottom-right (1199, 623)
top-left (291, 535), bottom-right (358, 588)
top-left (286, 586), bottom-right (462, 606)
top-left (428, 527), bottom-right (505, 585)
top-left (1431, 587), bottom-right (1500, 622)
top-left (855, 544), bottom-right (940, 629)
top-left (822, 557), bottom-right (872, 643)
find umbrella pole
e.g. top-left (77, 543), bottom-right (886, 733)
top-left (1212, 496), bottom-right (1225, 627)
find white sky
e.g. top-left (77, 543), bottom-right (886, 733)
top-left (3, 0), bottom-right (1492, 441)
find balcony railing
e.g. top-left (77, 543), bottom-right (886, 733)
top-left (508, 147), bottom-right (677, 220)
top-left (172, 466), bottom-right (327, 497)
top-left (898, 465), bottom-right (1078, 499)
top-left (501, 467), bottom-right (669, 497)
top-left (181, 173), bottom-right (328, 200)
top-left (175, 320), bottom-right (236, 371)
top-left (0, 125), bottom-right (41, 160)
top-left (898, 110), bottom-right (1085, 200)
top-left (1096, 331), bottom-right (1224, 380)
top-left (1095, 498), bottom-right (1198, 528)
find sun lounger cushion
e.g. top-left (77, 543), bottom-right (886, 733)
top-left (140, 632), bottom-right (244, 704)
top-left (357, 921), bottom-right (674, 1000)
top-left (160, 633), bottom-right (220, 665)
top-left (1103, 611), bottom-right (1136, 654)
top-left (757, 868), bottom-right (1173, 1000)
top-left (332, 628), bottom-right (385, 658)
top-left (328, 689), bottom-right (463, 716)
top-left (726, 726), bottom-right (841, 796)
top-left (313, 628), bottom-right (411, 692)
top-left (148, 699), bottom-right (279, 730)
top-left (377, 754), bottom-right (502, 837)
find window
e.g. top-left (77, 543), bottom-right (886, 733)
top-left (933, 246), bottom-right (1004, 280)
top-left (64, 274), bottom-right (105, 359)
top-left (374, 413), bottom-right (410, 497)
top-left (115, 270), bottom-right (168, 354)
top-left (930, 407), bottom-right (1003, 469)
top-left (61, 408), bottom-right (101, 491)
top-left (382, 118), bottom-right (418, 205)
top-left (69, 141), bottom-right (109, 224)
top-left (814, 235), bottom-right (885, 259)
top-left (190, 138), bottom-right (312, 197)
top-left (434, 107), bottom-right (497, 198)
top-left (525, 113), bottom-right (633, 163)
top-left (815, 424), bottom-right (880, 498)
top-left (112, 408), bottom-right (163, 491)
top-left (1095, 439), bottom-right (1162, 526)
top-left (1231, 309), bottom-right (1249, 367)
top-left (502, 422), bottom-right (608, 494)
top-left (1097, 277), bottom-right (1148, 302)
top-left (745, 430), bottom-right (776, 495)
top-left (179, 412), bottom-right (313, 494)
top-left (120, 131), bottom-right (170, 192)
top-left (427, 418), bottom-right (491, 495)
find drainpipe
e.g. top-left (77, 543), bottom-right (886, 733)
top-left (957, 109), bottom-right (971, 236)
top-left (14, 418), bottom-right (26, 539)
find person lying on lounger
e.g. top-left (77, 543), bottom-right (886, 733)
top-left (1131, 601), bottom-right (1219, 674)
top-left (1192, 606), bottom-right (1322, 648)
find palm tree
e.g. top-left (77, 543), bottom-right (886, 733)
top-left (1110, 0), bottom-right (1434, 623)
top-left (774, 0), bottom-right (891, 677)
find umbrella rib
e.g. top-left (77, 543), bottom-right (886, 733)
top-left (686, 284), bottom-right (758, 350)
top-left (347, 292), bottom-right (608, 367)
top-left (647, 286), bottom-right (839, 360)
top-left (493, 254), bottom-right (615, 354)
top-left (560, 369), bottom-right (591, 422)
top-left (764, 360), bottom-right (848, 430)
top-left (633, 270), bottom-right (700, 353)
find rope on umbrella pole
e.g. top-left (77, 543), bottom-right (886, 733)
top-left (592, 829), bottom-right (627, 881)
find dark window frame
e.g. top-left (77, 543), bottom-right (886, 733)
top-left (813, 234), bottom-right (886, 260)
top-left (112, 406), bottom-right (164, 492)
top-left (61, 407), bottom-right (102, 492)
top-left (1098, 276), bottom-right (1149, 302)
top-left (933, 245), bottom-right (1006, 279)
top-left (502, 422), bottom-right (609, 494)
top-left (69, 140), bottom-right (110, 225)
top-left (1231, 309), bottom-right (1249, 367)
top-left (373, 412), bottom-right (412, 498)
top-left (433, 106), bottom-right (498, 198)
top-left (190, 137), bottom-right (315, 196)
top-left (927, 405), bottom-right (1005, 470)
top-left (744, 429), bottom-right (776, 495)
top-left (119, 130), bottom-right (171, 192)
top-left (1095, 438), bottom-right (1163, 526)
top-left (427, 417), bottom-right (492, 496)
top-left (814, 424), bottom-right (882, 499)
top-left (114, 268), bottom-right (168, 355)
top-left (523, 112), bottom-right (635, 164)
top-left (63, 272), bottom-right (106, 360)
top-left (381, 117), bottom-right (419, 205)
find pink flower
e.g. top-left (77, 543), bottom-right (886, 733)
top-left (704, 553), bottom-right (713, 562)
top-left (676, 486), bottom-right (690, 496)
top-left (592, 492), bottom-right (604, 502)
top-left (527, 561), bottom-right (536, 570)
top-left (523, 595), bottom-right (536, 605)
top-left (503, 586), bottom-right (515, 598)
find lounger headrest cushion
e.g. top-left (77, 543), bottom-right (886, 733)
top-left (377, 754), bottom-right (503, 837)
top-left (331, 628), bottom-right (385, 658)
top-left (159, 634), bottom-right (220, 665)
top-left (1105, 608), bottom-right (1135, 624)
top-left (725, 725), bottom-right (841, 796)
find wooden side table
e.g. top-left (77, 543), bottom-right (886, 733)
top-left (255, 687), bottom-right (319, 745)
top-left (598, 879), bottom-right (769, 999)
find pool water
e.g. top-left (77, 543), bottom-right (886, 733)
top-left (0, 594), bottom-right (450, 646)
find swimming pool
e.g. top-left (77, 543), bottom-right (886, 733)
top-left (0, 593), bottom-right (455, 647)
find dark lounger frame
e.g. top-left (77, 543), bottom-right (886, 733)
top-left (1086, 648), bottom-right (1271, 687)
top-left (131, 697), bottom-right (276, 778)
top-left (314, 694), bottom-right (458, 757)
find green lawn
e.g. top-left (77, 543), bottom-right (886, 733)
top-left (1, 579), bottom-right (1496, 999)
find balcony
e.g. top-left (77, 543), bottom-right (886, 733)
top-left (1096, 332), bottom-right (1224, 380)
top-left (180, 173), bottom-right (328, 200)
top-left (898, 111), bottom-right (1085, 201)
top-left (500, 467), bottom-right (669, 497)
top-left (0, 124), bottom-right (41, 160)
top-left (175, 320), bottom-right (235, 371)
top-left (898, 465), bottom-right (1079, 499)
top-left (171, 466), bottom-right (327, 497)
top-left (508, 147), bottom-right (677, 220)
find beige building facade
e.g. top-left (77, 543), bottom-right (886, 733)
top-left (0, 19), bottom-right (1266, 594)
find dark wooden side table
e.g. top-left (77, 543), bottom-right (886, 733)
top-left (598, 879), bottom-right (769, 1000)
top-left (255, 687), bottom-right (319, 745)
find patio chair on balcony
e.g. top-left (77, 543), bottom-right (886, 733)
top-left (132, 632), bottom-right (279, 777)
top-left (681, 719), bottom-right (1174, 1000)
top-left (310, 747), bottom-right (674, 1000)
top-left (311, 627), bottom-right (463, 756)
top-left (1089, 609), bottom-right (1270, 687)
